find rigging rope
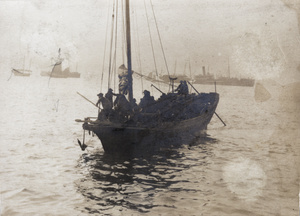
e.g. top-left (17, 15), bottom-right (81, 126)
top-left (189, 60), bottom-right (192, 79)
top-left (144, 0), bottom-right (161, 90)
top-left (100, 0), bottom-right (111, 92)
top-left (144, 0), bottom-right (158, 78)
top-left (133, 4), bottom-right (144, 92)
top-left (108, 0), bottom-right (116, 89)
top-left (150, 0), bottom-right (170, 77)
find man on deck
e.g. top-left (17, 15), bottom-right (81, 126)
top-left (96, 93), bottom-right (113, 120)
top-left (105, 88), bottom-right (115, 105)
top-left (175, 80), bottom-right (189, 95)
top-left (139, 90), bottom-right (155, 113)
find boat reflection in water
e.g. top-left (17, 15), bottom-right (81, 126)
top-left (75, 134), bottom-right (217, 215)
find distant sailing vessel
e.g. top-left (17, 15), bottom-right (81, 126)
top-left (159, 74), bottom-right (189, 83)
top-left (11, 68), bottom-right (31, 77)
top-left (212, 76), bottom-right (255, 87)
top-left (41, 49), bottom-right (80, 78)
top-left (159, 61), bottom-right (191, 83)
top-left (11, 56), bottom-right (32, 77)
top-left (77, 0), bottom-right (221, 155)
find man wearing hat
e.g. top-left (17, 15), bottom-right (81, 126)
top-left (105, 88), bottom-right (115, 105)
top-left (175, 80), bottom-right (188, 95)
top-left (96, 93), bottom-right (113, 120)
top-left (139, 90), bottom-right (155, 112)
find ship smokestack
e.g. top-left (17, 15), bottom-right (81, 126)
top-left (202, 66), bottom-right (206, 76)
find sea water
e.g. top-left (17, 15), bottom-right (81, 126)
top-left (0, 75), bottom-right (299, 215)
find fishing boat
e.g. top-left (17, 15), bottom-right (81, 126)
top-left (213, 76), bottom-right (255, 87)
top-left (11, 56), bottom-right (32, 77)
top-left (11, 68), bottom-right (31, 77)
top-left (159, 61), bottom-right (191, 83)
top-left (159, 74), bottom-right (190, 83)
top-left (40, 48), bottom-right (80, 78)
top-left (77, 0), bottom-right (221, 155)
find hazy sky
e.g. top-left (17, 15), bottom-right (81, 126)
top-left (0, 0), bottom-right (299, 83)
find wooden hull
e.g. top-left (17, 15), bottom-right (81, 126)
top-left (13, 72), bottom-right (30, 77)
top-left (12, 69), bottom-right (31, 77)
top-left (84, 123), bottom-right (150, 153)
top-left (83, 93), bottom-right (219, 155)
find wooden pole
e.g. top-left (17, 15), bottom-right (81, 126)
top-left (214, 112), bottom-right (226, 126)
top-left (187, 80), bottom-right (200, 94)
top-left (187, 81), bottom-right (226, 126)
top-left (77, 92), bottom-right (98, 107)
top-left (126, 0), bottom-right (133, 103)
top-left (151, 84), bottom-right (164, 94)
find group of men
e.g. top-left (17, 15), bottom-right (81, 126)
top-left (96, 88), bottom-right (154, 121)
top-left (96, 80), bottom-right (189, 122)
top-left (96, 88), bottom-right (128, 120)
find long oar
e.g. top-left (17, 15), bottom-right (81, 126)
top-left (77, 92), bottom-right (98, 108)
top-left (213, 111), bottom-right (226, 126)
top-left (151, 84), bottom-right (164, 94)
top-left (187, 81), bottom-right (226, 126)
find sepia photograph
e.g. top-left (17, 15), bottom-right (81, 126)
top-left (0, 0), bottom-right (299, 215)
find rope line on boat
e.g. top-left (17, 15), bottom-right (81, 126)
top-left (149, 0), bottom-right (170, 77)
top-left (144, 0), bottom-right (158, 80)
top-left (112, 0), bottom-right (119, 92)
top-left (135, 7), bottom-right (144, 92)
top-left (100, 0), bottom-right (111, 92)
top-left (108, 0), bottom-right (116, 89)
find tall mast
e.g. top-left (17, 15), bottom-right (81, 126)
top-left (125, 0), bottom-right (133, 102)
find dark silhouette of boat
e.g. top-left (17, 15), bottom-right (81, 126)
top-left (40, 49), bottom-right (80, 78)
top-left (193, 66), bottom-right (255, 87)
top-left (11, 56), bottom-right (32, 77)
top-left (11, 68), bottom-right (31, 77)
top-left (77, 0), bottom-right (220, 155)
top-left (159, 61), bottom-right (192, 83)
